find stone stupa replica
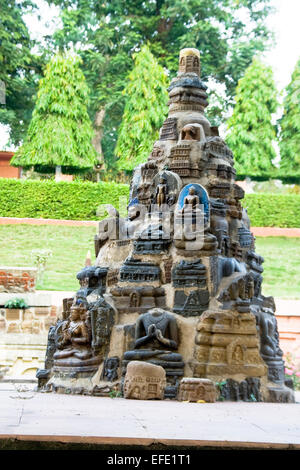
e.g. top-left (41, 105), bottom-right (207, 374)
top-left (37, 48), bottom-right (294, 403)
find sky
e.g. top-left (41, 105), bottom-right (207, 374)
top-left (1, 0), bottom-right (300, 150)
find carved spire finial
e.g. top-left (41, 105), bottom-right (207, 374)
top-left (179, 48), bottom-right (200, 76)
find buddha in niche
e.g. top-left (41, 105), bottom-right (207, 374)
top-left (124, 308), bottom-right (183, 364)
top-left (53, 304), bottom-right (92, 362)
top-left (181, 124), bottom-right (198, 141)
top-left (134, 308), bottom-right (178, 351)
top-left (155, 177), bottom-right (168, 206)
top-left (181, 186), bottom-right (200, 213)
top-left (181, 123), bottom-right (204, 141)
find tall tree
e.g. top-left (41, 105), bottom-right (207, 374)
top-left (0, 0), bottom-right (42, 145)
top-left (10, 53), bottom-right (97, 179)
top-left (278, 58), bottom-right (300, 179)
top-left (115, 45), bottom-right (168, 171)
top-left (226, 58), bottom-right (278, 179)
top-left (46, 0), bottom-right (274, 169)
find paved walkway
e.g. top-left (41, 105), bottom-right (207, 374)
top-left (0, 383), bottom-right (299, 450)
top-left (0, 216), bottom-right (98, 227)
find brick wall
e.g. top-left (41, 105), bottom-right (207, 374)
top-left (0, 151), bottom-right (20, 179)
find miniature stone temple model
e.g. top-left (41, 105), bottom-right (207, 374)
top-left (123, 361), bottom-right (166, 400)
top-left (39, 47), bottom-right (294, 402)
top-left (178, 378), bottom-right (216, 402)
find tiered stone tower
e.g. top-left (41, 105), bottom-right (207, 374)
top-left (39, 48), bottom-right (294, 402)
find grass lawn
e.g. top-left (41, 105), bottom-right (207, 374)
top-left (255, 237), bottom-right (300, 299)
top-left (0, 225), bottom-right (96, 291)
top-left (0, 225), bottom-right (299, 298)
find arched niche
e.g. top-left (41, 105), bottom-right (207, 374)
top-left (153, 170), bottom-right (182, 206)
top-left (177, 183), bottom-right (210, 225)
top-left (180, 123), bottom-right (205, 142)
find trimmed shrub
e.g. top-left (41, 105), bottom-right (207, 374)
top-left (0, 179), bottom-right (130, 220)
top-left (0, 179), bottom-right (300, 227)
top-left (243, 193), bottom-right (300, 228)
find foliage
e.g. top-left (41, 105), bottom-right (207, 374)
top-left (46, 0), bottom-right (274, 168)
top-left (278, 58), bottom-right (300, 178)
top-left (115, 45), bottom-right (168, 171)
top-left (252, 179), bottom-right (294, 194)
top-left (4, 298), bottom-right (29, 309)
top-left (109, 389), bottom-right (122, 399)
top-left (0, 0), bottom-right (43, 145)
top-left (10, 53), bottom-right (97, 173)
top-left (284, 352), bottom-right (300, 391)
top-left (0, 178), bottom-right (130, 220)
top-left (215, 380), bottom-right (227, 401)
top-left (243, 193), bottom-right (300, 228)
top-left (226, 58), bottom-right (279, 178)
top-left (1, 179), bottom-right (300, 227)
top-left (31, 248), bottom-right (53, 284)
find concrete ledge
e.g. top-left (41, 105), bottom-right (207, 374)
top-left (0, 385), bottom-right (299, 450)
top-left (0, 292), bottom-right (52, 307)
top-left (0, 434), bottom-right (299, 450)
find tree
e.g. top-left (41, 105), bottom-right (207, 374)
top-left (46, 0), bottom-right (274, 169)
top-left (115, 45), bottom-right (168, 172)
top-left (278, 58), bottom-right (300, 179)
top-left (10, 53), bottom-right (97, 179)
top-left (0, 0), bottom-right (43, 145)
top-left (226, 58), bottom-right (278, 179)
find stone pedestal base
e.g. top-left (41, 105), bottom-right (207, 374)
top-left (193, 309), bottom-right (267, 382)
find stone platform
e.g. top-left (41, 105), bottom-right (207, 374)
top-left (0, 383), bottom-right (299, 450)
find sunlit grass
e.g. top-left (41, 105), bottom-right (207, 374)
top-left (255, 237), bottom-right (300, 299)
top-left (0, 226), bottom-right (299, 298)
top-left (0, 225), bottom-right (96, 291)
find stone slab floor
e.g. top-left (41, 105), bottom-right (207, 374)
top-left (0, 383), bottom-right (299, 450)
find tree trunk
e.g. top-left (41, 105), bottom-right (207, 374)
top-left (55, 165), bottom-right (62, 182)
top-left (92, 107), bottom-right (105, 181)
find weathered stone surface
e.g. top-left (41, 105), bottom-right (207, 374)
top-left (123, 308), bottom-right (184, 388)
top-left (119, 258), bottom-right (161, 283)
top-left (123, 361), bottom-right (166, 400)
top-left (267, 386), bottom-right (295, 403)
top-left (102, 356), bottom-right (120, 382)
top-left (219, 377), bottom-right (262, 402)
top-left (194, 309), bottom-right (267, 378)
top-left (178, 377), bottom-right (216, 402)
top-left (39, 47), bottom-right (292, 402)
top-left (111, 286), bottom-right (166, 313)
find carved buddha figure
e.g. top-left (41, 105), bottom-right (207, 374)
top-left (124, 308), bottom-right (183, 366)
top-left (155, 177), bottom-right (168, 206)
top-left (259, 308), bottom-right (283, 360)
top-left (181, 124), bottom-right (199, 141)
top-left (53, 304), bottom-right (92, 362)
top-left (134, 308), bottom-right (178, 351)
top-left (181, 186), bottom-right (200, 212)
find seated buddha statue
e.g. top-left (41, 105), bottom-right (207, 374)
top-left (124, 308), bottom-right (183, 367)
top-left (53, 304), bottom-right (94, 365)
top-left (181, 186), bottom-right (200, 213)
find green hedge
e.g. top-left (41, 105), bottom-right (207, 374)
top-left (243, 193), bottom-right (300, 228)
top-left (0, 179), bottom-right (300, 227)
top-left (0, 179), bottom-right (130, 220)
